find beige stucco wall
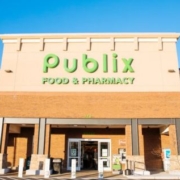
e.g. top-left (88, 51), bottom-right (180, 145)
top-left (0, 33), bottom-right (179, 92)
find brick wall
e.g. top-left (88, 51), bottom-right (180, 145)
top-left (7, 127), bottom-right (34, 167)
top-left (5, 125), bottom-right (178, 170)
top-left (161, 134), bottom-right (170, 151)
top-left (169, 125), bottom-right (178, 155)
top-left (44, 125), bottom-right (51, 155)
top-left (33, 124), bottom-right (39, 154)
top-left (0, 92), bottom-right (180, 118)
top-left (125, 125), bottom-right (132, 155)
top-left (138, 125), bottom-right (144, 155)
top-left (160, 125), bottom-right (178, 155)
top-left (50, 128), bottom-right (126, 168)
top-left (143, 128), bottom-right (163, 171)
top-left (170, 155), bottom-right (180, 170)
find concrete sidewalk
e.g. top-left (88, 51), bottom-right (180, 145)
top-left (0, 170), bottom-right (180, 179)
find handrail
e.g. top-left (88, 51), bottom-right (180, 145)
top-left (128, 160), bottom-right (146, 171)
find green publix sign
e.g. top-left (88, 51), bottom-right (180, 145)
top-left (42, 53), bottom-right (135, 85)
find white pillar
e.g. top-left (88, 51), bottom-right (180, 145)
top-left (98, 159), bottom-right (104, 179)
top-left (44, 158), bottom-right (50, 178)
top-left (18, 158), bottom-right (24, 178)
top-left (71, 159), bottom-right (76, 179)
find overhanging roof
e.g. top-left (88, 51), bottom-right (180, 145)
top-left (0, 33), bottom-right (179, 40)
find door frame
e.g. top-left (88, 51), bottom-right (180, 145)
top-left (67, 138), bottom-right (111, 171)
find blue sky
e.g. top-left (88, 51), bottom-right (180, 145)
top-left (0, 0), bottom-right (180, 66)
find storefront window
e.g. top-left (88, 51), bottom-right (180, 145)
top-left (99, 141), bottom-right (110, 168)
top-left (100, 142), bottom-right (109, 157)
top-left (69, 142), bottom-right (78, 157)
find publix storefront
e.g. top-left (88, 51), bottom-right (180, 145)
top-left (42, 53), bottom-right (135, 85)
top-left (0, 33), bottom-right (180, 174)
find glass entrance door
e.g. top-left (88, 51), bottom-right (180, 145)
top-left (98, 139), bottom-right (111, 171)
top-left (67, 138), bottom-right (111, 171)
top-left (81, 141), bottom-right (98, 170)
top-left (67, 139), bottom-right (81, 171)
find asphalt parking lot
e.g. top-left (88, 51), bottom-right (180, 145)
top-left (0, 170), bottom-right (180, 180)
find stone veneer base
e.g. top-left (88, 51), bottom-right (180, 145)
top-left (26, 170), bottom-right (39, 175)
top-left (133, 170), bottom-right (151, 175)
top-left (26, 169), bottom-right (52, 175)
top-left (0, 168), bottom-right (10, 174)
top-left (169, 170), bottom-right (180, 175)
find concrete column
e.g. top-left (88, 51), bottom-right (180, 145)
top-left (27, 119), bottom-right (48, 175)
top-left (126, 125), bottom-right (132, 155)
top-left (32, 118), bottom-right (47, 154)
top-left (38, 118), bottom-right (46, 154)
top-left (131, 119), bottom-right (139, 155)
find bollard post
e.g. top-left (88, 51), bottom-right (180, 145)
top-left (130, 160), bottom-right (134, 175)
top-left (98, 159), bottom-right (103, 179)
top-left (18, 158), bottom-right (24, 178)
top-left (71, 159), bottom-right (76, 179)
top-left (44, 158), bottom-right (50, 178)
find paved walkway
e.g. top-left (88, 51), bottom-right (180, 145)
top-left (0, 170), bottom-right (180, 179)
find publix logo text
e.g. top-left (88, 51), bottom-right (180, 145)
top-left (42, 53), bottom-right (135, 85)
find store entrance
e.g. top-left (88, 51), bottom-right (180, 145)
top-left (81, 141), bottom-right (98, 170)
top-left (67, 138), bottom-right (111, 171)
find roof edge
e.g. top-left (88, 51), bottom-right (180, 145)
top-left (0, 33), bottom-right (179, 39)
